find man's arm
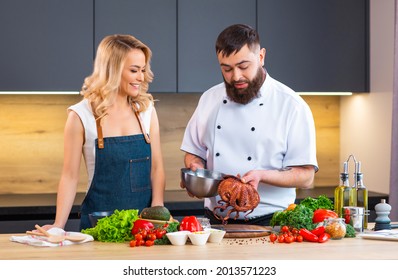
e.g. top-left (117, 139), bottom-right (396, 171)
top-left (241, 166), bottom-right (316, 190)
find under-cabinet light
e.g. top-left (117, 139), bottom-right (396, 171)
top-left (298, 92), bottom-right (353, 96)
top-left (0, 91), bottom-right (353, 96)
top-left (0, 91), bottom-right (80, 95)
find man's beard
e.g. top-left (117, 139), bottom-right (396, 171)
top-left (224, 67), bottom-right (265, 105)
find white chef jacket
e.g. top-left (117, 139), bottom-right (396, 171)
top-left (181, 73), bottom-right (318, 219)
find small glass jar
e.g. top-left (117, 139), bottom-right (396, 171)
top-left (324, 218), bottom-right (346, 240)
top-left (197, 217), bottom-right (211, 230)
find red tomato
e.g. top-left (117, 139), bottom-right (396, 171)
top-left (145, 240), bottom-right (154, 247)
top-left (344, 208), bottom-right (351, 224)
top-left (284, 235), bottom-right (294, 243)
top-left (140, 229), bottom-right (148, 240)
top-left (277, 235), bottom-right (285, 243)
top-left (134, 233), bottom-right (143, 241)
top-left (129, 240), bottom-right (137, 247)
top-left (138, 239), bottom-right (145, 246)
top-left (296, 235), bottom-right (303, 242)
top-left (147, 233), bottom-right (157, 241)
top-left (281, 225), bottom-right (290, 233)
top-left (131, 219), bottom-right (154, 235)
top-left (269, 233), bottom-right (277, 243)
top-left (155, 229), bottom-right (166, 239)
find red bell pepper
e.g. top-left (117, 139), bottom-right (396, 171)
top-left (312, 209), bottom-right (338, 223)
top-left (131, 219), bottom-right (154, 235)
top-left (179, 216), bottom-right (203, 232)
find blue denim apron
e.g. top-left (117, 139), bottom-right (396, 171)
top-left (79, 107), bottom-right (152, 230)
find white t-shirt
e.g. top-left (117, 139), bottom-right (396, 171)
top-left (181, 74), bottom-right (318, 219)
top-left (68, 98), bottom-right (153, 192)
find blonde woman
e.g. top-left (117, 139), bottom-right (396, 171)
top-left (44, 34), bottom-right (165, 230)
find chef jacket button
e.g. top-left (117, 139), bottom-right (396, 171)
top-left (247, 156), bottom-right (252, 161)
top-left (251, 127), bottom-right (255, 131)
top-left (216, 153), bottom-right (220, 157)
top-left (259, 103), bottom-right (264, 106)
top-left (217, 125), bottom-right (221, 129)
top-left (223, 100), bottom-right (227, 104)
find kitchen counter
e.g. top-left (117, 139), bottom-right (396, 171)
top-left (1, 226), bottom-right (397, 260)
top-left (0, 188), bottom-right (389, 233)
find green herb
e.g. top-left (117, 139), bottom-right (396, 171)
top-left (270, 204), bottom-right (316, 230)
top-left (81, 209), bottom-right (139, 243)
top-left (345, 223), bottom-right (356, 238)
top-left (270, 195), bottom-right (334, 230)
top-left (300, 195), bottom-right (333, 211)
top-left (269, 211), bottom-right (286, 227)
top-left (154, 221), bottom-right (180, 245)
top-left (298, 197), bottom-right (318, 212)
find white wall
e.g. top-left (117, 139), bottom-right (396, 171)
top-left (340, 0), bottom-right (395, 194)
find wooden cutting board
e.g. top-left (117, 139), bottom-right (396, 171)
top-left (212, 224), bottom-right (273, 238)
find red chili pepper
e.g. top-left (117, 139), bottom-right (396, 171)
top-left (131, 219), bottom-right (154, 235)
top-left (310, 226), bottom-right (325, 236)
top-left (179, 216), bottom-right (203, 232)
top-left (299, 228), bottom-right (319, 242)
top-left (312, 209), bottom-right (339, 223)
top-left (318, 232), bottom-right (331, 243)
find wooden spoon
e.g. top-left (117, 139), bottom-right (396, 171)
top-left (33, 225), bottom-right (86, 243)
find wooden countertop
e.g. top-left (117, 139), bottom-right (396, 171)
top-left (1, 226), bottom-right (397, 260)
top-left (0, 187), bottom-right (388, 222)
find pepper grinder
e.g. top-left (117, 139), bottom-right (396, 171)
top-left (374, 199), bottom-right (391, 230)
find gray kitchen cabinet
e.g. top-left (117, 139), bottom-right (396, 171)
top-left (0, 0), bottom-right (368, 93)
top-left (94, 0), bottom-right (177, 93)
top-left (0, 0), bottom-right (93, 91)
top-left (177, 0), bottom-right (257, 93)
top-left (257, 0), bottom-right (369, 92)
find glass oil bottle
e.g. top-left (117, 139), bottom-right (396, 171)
top-left (334, 162), bottom-right (350, 218)
top-left (355, 161), bottom-right (368, 229)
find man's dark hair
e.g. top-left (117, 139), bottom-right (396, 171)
top-left (215, 24), bottom-right (260, 57)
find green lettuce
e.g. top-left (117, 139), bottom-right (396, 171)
top-left (81, 209), bottom-right (139, 243)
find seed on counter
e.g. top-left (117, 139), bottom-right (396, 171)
top-left (225, 237), bottom-right (268, 245)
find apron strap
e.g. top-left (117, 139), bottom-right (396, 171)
top-left (92, 102), bottom-right (151, 149)
top-left (132, 103), bottom-right (151, 144)
top-left (91, 103), bottom-right (105, 149)
top-left (95, 117), bottom-right (105, 149)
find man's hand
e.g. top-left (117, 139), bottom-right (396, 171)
top-left (181, 153), bottom-right (206, 198)
top-left (239, 170), bottom-right (261, 190)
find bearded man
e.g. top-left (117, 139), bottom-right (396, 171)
top-left (180, 24), bottom-right (318, 226)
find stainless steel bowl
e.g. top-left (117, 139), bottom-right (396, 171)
top-left (88, 211), bottom-right (113, 227)
top-left (181, 168), bottom-right (224, 198)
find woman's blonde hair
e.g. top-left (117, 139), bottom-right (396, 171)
top-left (80, 34), bottom-right (154, 119)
